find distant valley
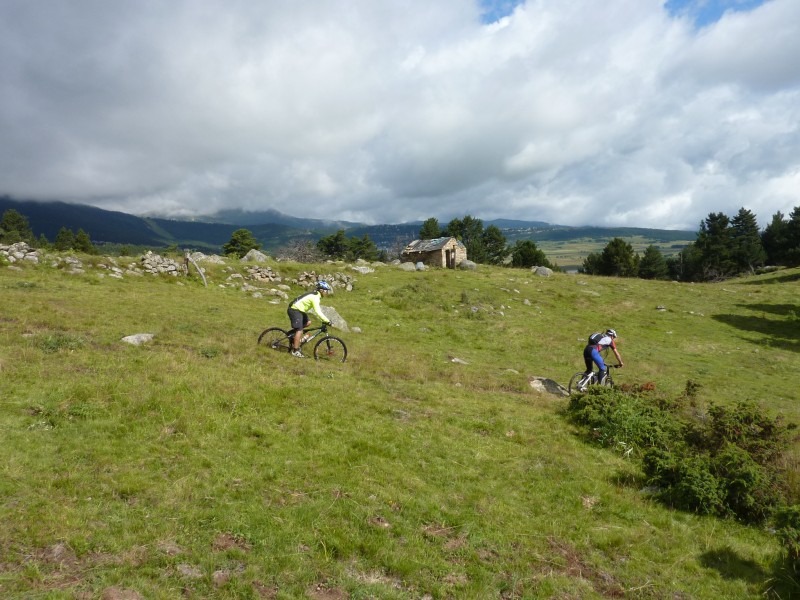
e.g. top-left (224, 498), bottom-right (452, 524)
top-left (0, 196), bottom-right (696, 268)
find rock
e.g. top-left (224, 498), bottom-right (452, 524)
top-left (528, 376), bottom-right (569, 397)
top-left (532, 266), bottom-right (553, 277)
top-left (350, 265), bottom-right (374, 274)
top-left (415, 262), bottom-right (427, 271)
top-left (320, 306), bottom-right (349, 332)
top-left (397, 262), bottom-right (416, 271)
top-left (121, 333), bottom-right (155, 346)
top-left (458, 260), bottom-right (477, 270)
top-left (241, 249), bottom-right (270, 262)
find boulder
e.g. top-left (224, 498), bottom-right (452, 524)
top-left (241, 249), bottom-right (270, 263)
top-left (121, 333), bottom-right (155, 346)
top-left (320, 306), bottom-right (349, 332)
top-left (458, 260), bottom-right (477, 271)
top-left (528, 376), bottom-right (569, 397)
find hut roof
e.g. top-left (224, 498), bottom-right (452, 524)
top-left (402, 237), bottom-right (465, 253)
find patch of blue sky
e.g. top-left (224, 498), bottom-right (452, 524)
top-left (479, 0), bottom-right (524, 23)
top-left (665, 0), bottom-right (769, 28)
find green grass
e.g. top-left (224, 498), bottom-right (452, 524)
top-left (0, 255), bottom-right (798, 598)
top-left (537, 234), bottom-right (694, 271)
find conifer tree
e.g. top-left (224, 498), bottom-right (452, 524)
top-left (419, 218), bottom-right (442, 240)
top-left (695, 212), bottom-right (734, 280)
top-left (638, 245), bottom-right (669, 279)
top-left (54, 227), bottom-right (75, 251)
top-left (73, 229), bottom-right (96, 254)
top-left (222, 229), bottom-right (261, 258)
top-left (761, 211), bottom-right (789, 266)
top-left (0, 209), bottom-right (34, 243)
top-left (730, 208), bottom-right (765, 274)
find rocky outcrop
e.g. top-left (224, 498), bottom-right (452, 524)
top-left (0, 242), bottom-right (41, 264)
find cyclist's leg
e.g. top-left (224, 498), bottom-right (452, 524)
top-left (582, 345), bottom-right (594, 376)
top-left (287, 308), bottom-right (307, 351)
top-left (591, 347), bottom-right (607, 384)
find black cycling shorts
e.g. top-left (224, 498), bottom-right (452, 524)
top-left (288, 307), bottom-right (309, 331)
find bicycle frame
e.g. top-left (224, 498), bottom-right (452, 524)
top-left (289, 325), bottom-right (328, 348)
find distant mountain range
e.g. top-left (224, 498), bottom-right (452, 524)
top-left (0, 196), bottom-right (696, 253)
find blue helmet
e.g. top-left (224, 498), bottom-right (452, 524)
top-left (316, 280), bottom-right (332, 292)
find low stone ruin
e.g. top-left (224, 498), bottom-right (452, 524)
top-left (293, 271), bottom-right (355, 291)
top-left (0, 242), bottom-right (41, 264)
top-left (139, 251), bottom-right (185, 276)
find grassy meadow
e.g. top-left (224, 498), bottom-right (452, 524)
top-left (0, 253), bottom-right (798, 599)
top-left (535, 235), bottom-right (694, 272)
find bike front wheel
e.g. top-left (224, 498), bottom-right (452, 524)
top-left (568, 372), bottom-right (589, 394)
top-left (258, 327), bottom-right (291, 352)
top-left (314, 336), bottom-right (347, 362)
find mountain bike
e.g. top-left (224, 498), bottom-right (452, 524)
top-left (568, 364), bottom-right (621, 394)
top-left (257, 324), bottom-right (348, 362)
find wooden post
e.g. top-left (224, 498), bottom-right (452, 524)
top-left (184, 251), bottom-right (208, 287)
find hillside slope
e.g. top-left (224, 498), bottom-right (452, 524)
top-left (0, 249), bottom-right (796, 597)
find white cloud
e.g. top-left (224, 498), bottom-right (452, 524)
top-left (0, 0), bottom-right (798, 230)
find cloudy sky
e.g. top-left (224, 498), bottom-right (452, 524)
top-left (1, 0), bottom-right (798, 230)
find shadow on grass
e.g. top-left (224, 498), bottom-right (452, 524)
top-left (712, 303), bottom-right (800, 353)
top-left (700, 547), bottom-right (765, 583)
top-left (739, 271), bottom-right (800, 285)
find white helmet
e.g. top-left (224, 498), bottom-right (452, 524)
top-left (605, 328), bottom-right (617, 339)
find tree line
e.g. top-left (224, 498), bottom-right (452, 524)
top-left (7, 203), bottom-right (800, 282)
top-left (0, 209), bottom-right (97, 254)
top-left (581, 206), bottom-right (800, 281)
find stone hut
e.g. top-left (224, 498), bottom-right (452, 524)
top-left (401, 237), bottom-right (467, 269)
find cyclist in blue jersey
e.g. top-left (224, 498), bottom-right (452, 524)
top-left (583, 328), bottom-right (624, 385)
top-left (287, 280), bottom-right (333, 357)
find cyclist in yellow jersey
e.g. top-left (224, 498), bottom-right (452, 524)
top-left (287, 280), bottom-right (332, 357)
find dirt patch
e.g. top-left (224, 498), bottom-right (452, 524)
top-left (100, 587), bottom-right (144, 600)
top-left (212, 532), bottom-right (252, 552)
top-left (543, 537), bottom-right (625, 598)
top-left (307, 582), bottom-right (348, 599)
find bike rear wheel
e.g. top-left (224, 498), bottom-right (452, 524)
top-left (314, 336), bottom-right (347, 362)
top-left (568, 371), bottom-right (590, 394)
top-left (258, 327), bottom-right (291, 352)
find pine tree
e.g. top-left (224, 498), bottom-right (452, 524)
top-left (482, 225), bottom-right (508, 265)
top-left (54, 227), bottom-right (75, 251)
top-left (0, 209), bottom-right (34, 244)
top-left (599, 238), bottom-right (639, 277)
top-left (317, 230), bottom-right (349, 259)
top-left (730, 208), bottom-right (765, 274)
top-left (511, 240), bottom-right (552, 269)
top-left (419, 218), bottom-right (442, 240)
top-left (695, 212), bottom-right (734, 280)
top-left (638, 245), bottom-right (669, 279)
top-left (786, 206), bottom-right (800, 267)
top-left (222, 229), bottom-right (261, 258)
top-left (761, 211), bottom-right (789, 266)
top-left (73, 229), bottom-right (96, 254)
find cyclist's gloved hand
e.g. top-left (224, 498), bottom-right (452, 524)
top-left (322, 323), bottom-right (329, 331)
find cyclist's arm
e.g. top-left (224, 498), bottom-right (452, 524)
top-left (309, 294), bottom-right (332, 325)
top-left (610, 341), bottom-right (624, 367)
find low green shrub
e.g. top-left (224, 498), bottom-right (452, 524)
top-left (568, 387), bottom-right (794, 524)
top-left (567, 386), bottom-right (681, 455)
top-left (775, 505), bottom-right (800, 570)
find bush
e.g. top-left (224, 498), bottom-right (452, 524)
top-left (775, 505), bottom-right (800, 569)
top-left (567, 387), bottom-right (680, 454)
top-left (567, 386), bottom-right (794, 523)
